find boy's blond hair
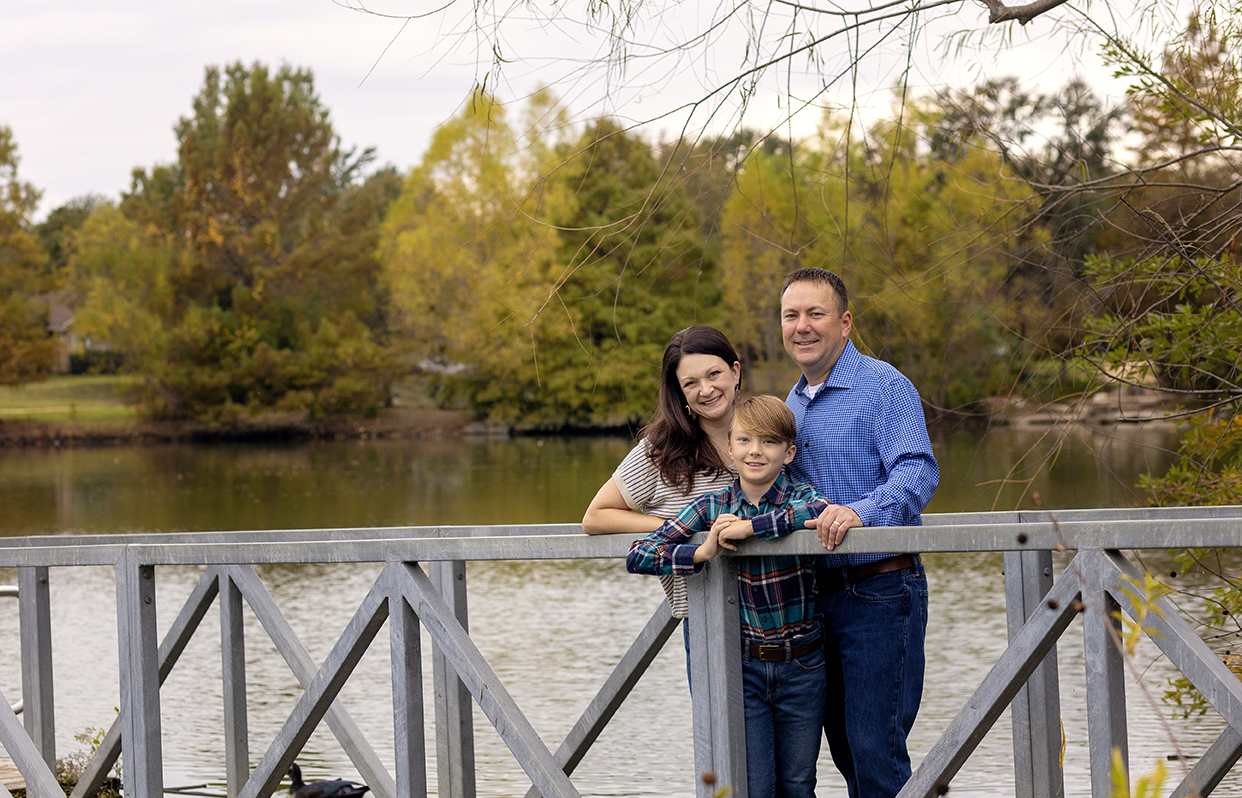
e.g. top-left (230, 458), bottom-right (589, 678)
top-left (729, 395), bottom-right (797, 446)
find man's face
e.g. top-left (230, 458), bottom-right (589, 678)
top-left (780, 280), bottom-right (852, 385)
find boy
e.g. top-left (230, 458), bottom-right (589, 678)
top-left (626, 395), bottom-right (826, 798)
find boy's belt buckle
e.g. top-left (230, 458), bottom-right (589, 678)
top-left (757, 643), bottom-right (786, 662)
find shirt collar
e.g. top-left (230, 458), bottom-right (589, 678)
top-left (792, 339), bottom-right (860, 397)
top-left (728, 471), bottom-right (793, 509)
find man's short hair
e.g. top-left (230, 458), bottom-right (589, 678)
top-left (782, 268), bottom-right (848, 315)
top-left (730, 395), bottom-right (797, 446)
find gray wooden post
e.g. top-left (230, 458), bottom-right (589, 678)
top-left (1082, 560), bottom-right (1126, 798)
top-left (115, 550), bottom-right (163, 798)
top-left (430, 560), bottom-right (475, 798)
top-left (18, 566), bottom-right (55, 770)
top-left (221, 572), bottom-right (250, 797)
top-left (1004, 550), bottom-right (1064, 798)
top-left (687, 558), bottom-right (746, 798)
top-left (390, 567), bottom-right (429, 798)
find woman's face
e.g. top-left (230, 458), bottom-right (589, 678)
top-left (675, 353), bottom-right (741, 423)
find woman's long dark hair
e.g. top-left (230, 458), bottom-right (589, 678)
top-left (641, 325), bottom-right (740, 492)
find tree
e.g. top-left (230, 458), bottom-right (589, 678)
top-left (380, 95), bottom-right (718, 426)
top-left (717, 103), bottom-right (1048, 414)
top-left (68, 202), bottom-right (178, 372)
top-left (91, 62), bottom-right (404, 422)
top-left (0, 125), bottom-right (58, 384)
top-left (36, 194), bottom-right (106, 274)
top-left (718, 144), bottom-right (818, 368)
top-left (503, 118), bottom-right (717, 425)
top-left (1068, 10), bottom-right (1242, 416)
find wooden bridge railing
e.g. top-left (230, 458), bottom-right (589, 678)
top-left (2, 506), bottom-right (1242, 798)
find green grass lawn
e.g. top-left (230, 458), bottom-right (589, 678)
top-left (0, 375), bottom-right (141, 422)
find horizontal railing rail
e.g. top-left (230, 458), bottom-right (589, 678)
top-left (1, 505), bottom-right (1240, 798)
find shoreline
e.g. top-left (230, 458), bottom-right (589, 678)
top-left (0, 405), bottom-right (1179, 449)
top-left (0, 409), bottom-right (476, 448)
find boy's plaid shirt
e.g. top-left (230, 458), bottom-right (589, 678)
top-left (626, 472), bottom-right (824, 642)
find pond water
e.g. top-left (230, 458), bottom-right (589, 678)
top-left (1, 422), bottom-right (1237, 797)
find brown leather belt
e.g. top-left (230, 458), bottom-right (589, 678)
top-left (744, 636), bottom-right (821, 662)
top-left (819, 553), bottom-right (920, 592)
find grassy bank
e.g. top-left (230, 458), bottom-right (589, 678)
top-left (0, 375), bottom-right (141, 423)
top-left (0, 375), bottom-right (473, 447)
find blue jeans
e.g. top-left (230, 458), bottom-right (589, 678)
top-left (742, 630), bottom-right (826, 798)
top-left (820, 562), bottom-right (928, 798)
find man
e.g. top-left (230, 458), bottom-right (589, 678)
top-left (779, 267), bottom-right (939, 798)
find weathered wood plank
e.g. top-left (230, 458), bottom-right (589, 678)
top-left (0, 693), bottom-right (59, 798)
top-left (429, 560), bottom-right (474, 798)
top-left (115, 551), bottom-right (162, 798)
top-left (18, 566), bottom-right (55, 770)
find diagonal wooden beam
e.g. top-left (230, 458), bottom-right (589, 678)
top-left (522, 601), bottom-right (678, 798)
top-left (0, 685), bottom-right (62, 798)
top-left (390, 561), bottom-right (580, 798)
top-left (71, 567), bottom-right (223, 798)
top-left (1171, 726), bottom-right (1242, 798)
top-left (1099, 550), bottom-right (1242, 733)
top-left (238, 572), bottom-right (389, 798)
top-left (225, 565), bottom-right (396, 798)
top-left (899, 563), bottom-right (1085, 798)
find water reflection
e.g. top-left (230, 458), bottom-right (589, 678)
top-left (0, 424), bottom-right (1181, 537)
top-left (2, 423), bottom-right (1233, 797)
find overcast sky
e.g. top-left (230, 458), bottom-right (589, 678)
top-left (3, 0), bottom-right (1148, 219)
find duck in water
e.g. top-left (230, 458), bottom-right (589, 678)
top-left (287, 763), bottom-right (370, 798)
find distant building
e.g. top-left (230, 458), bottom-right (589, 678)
top-left (44, 291), bottom-right (76, 373)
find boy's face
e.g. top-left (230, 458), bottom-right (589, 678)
top-left (728, 424), bottom-right (796, 493)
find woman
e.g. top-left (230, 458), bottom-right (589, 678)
top-left (583, 325), bottom-right (742, 624)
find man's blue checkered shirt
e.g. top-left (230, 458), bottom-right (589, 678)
top-left (784, 340), bottom-right (939, 568)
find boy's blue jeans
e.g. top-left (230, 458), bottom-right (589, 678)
top-left (742, 628), bottom-right (826, 798)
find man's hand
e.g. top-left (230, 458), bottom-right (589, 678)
top-left (805, 505), bottom-right (863, 550)
top-left (716, 519), bottom-right (754, 551)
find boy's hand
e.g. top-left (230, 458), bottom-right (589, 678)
top-left (709, 513), bottom-right (738, 548)
top-left (805, 505), bottom-right (863, 550)
top-left (717, 519), bottom-right (754, 551)
top-left (693, 525), bottom-right (724, 563)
